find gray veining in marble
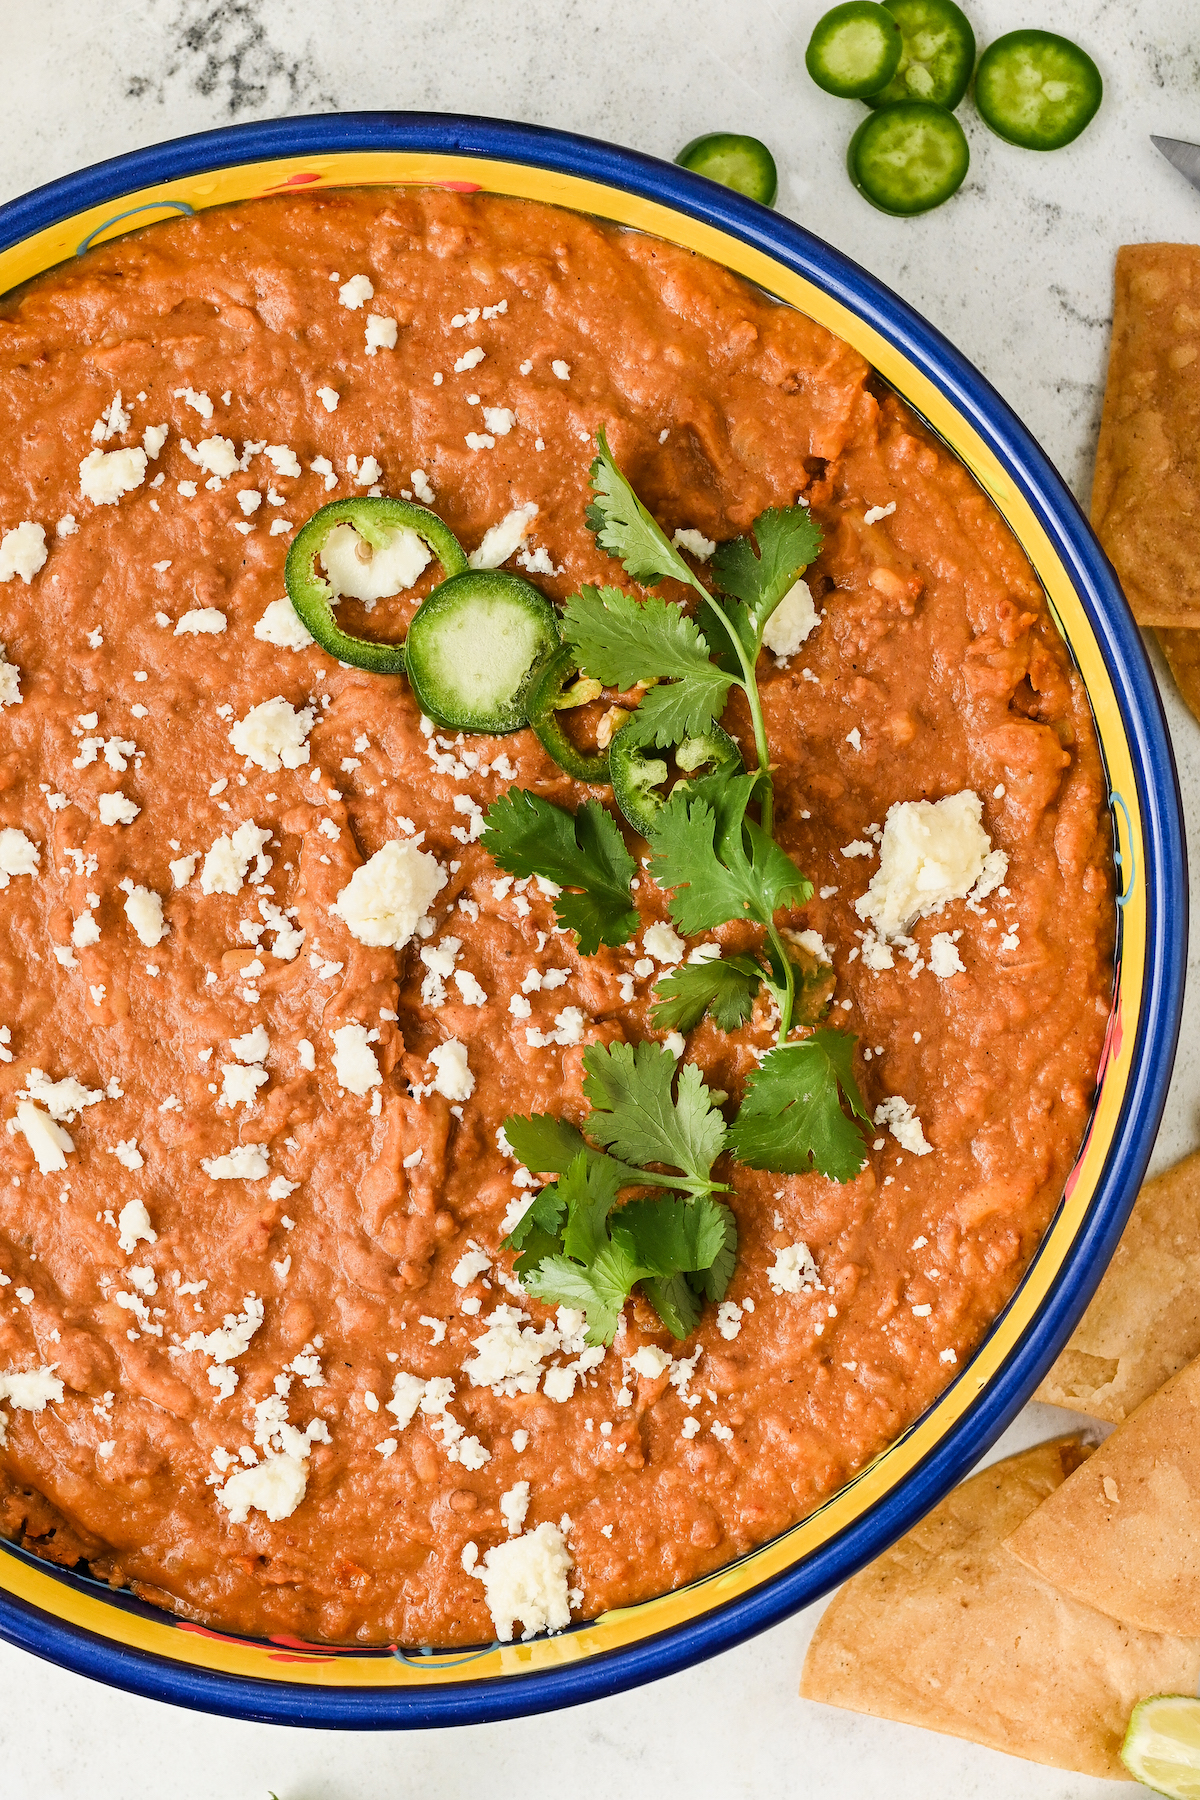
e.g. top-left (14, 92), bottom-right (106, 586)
top-left (1, 1), bottom-right (1198, 1794)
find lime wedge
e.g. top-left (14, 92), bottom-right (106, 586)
top-left (1122, 1695), bottom-right (1200, 1796)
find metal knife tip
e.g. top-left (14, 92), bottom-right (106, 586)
top-left (1151, 134), bottom-right (1200, 188)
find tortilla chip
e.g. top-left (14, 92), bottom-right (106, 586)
top-left (801, 1439), bottom-right (1200, 1779)
top-left (1091, 244), bottom-right (1200, 627)
top-left (1036, 1149), bottom-right (1200, 1422)
top-left (1156, 628), bottom-right (1200, 725)
top-left (1009, 1355), bottom-right (1200, 1638)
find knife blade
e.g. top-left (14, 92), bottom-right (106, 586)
top-left (1152, 134), bottom-right (1200, 194)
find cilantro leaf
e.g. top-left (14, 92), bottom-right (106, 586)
top-left (618, 671), bottom-right (733, 750)
top-left (585, 427), bottom-right (703, 594)
top-left (711, 506), bottom-right (824, 640)
top-left (582, 1040), bottom-right (727, 1186)
top-left (687, 1202), bottom-right (738, 1304)
top-left (515, 1153), bottom-right (732, 1345)
top-left (630, 1197), bottom-right (737, 1335)
top-left (502, 1107), bottom-right (694, 1196)
top-left (524, 1241), bottom-right (640, 1347)
top-left (694, 509), bottom-right (824, 676)
top-left (510, 1225), bottom-right (566, 1283)
top-left (481, 789), bottom-right (639, 956)
top-left (651, 953), bottom-right (764, 1033)
top-left (503, 1169), bottom-right (573, 1280)
top-left (513, 1154), bottom-right (635, 1344)
top-left (727, 1030), bottom-right (871, 1181)
top-left (502, 1111), bottom-right (592, 1177)
top-left (506, 1155), bottom-right (619, 1293)
top-left (559, 1153), bottom-right (623, 1265)
top-left (503, 1179), bottom-right (566, 1252)
top-left (618, 1193), bottom-right (733, 1277)
top-left (558, 802), bottom-right (642, 951)
top-left (560, 584), bottom-right (733, 747)
top-left (561, 585), bottom-right (714, 690)
top-left (648, 772), bottom-right (812, 937)
top-left (641, 1273), bottom-right (701, 1340)
top-left (521, 1183), bottom-right (738, 1345)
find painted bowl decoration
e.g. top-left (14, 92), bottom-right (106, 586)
top-left (0, 113), bottom-right (1184, 1726)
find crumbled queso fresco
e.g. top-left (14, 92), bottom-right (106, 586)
top-left (0, 189), bottom-right (1113, 1651)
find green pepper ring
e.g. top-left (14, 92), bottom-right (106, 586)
top-left (674, 133), bottom-right (780, 208)
top-left (863, 0), bottom-right (976, 111)
top-left (284, 496), bottom-right (469, 673)
top-left (805, 1), bottom-right (904, 100)
top-left (973, 30), bottom-right (1103, 151)
top-left (847, 102), bottom-right (970, 216)
top-left (527, 643), bottom-right (611, 784)
top-left (609, 719), bottom-right (744, 837)
top-left (404, 568), bottom-right (561, 735)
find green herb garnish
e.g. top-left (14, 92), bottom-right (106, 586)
top-left (504, 1042), bottom-right (730, 1201)
top-left (727, 1029), bottom-right (872, 1181)
top-left (503, 1041), bottom-right (735, 1344)
top-left (574, 427), bottom-right (819, 837)
top-left (560, 584), bottom-right (734, 747)
top-left (514, 1154), bottom-right (735, 1345)
top-left (479, 430), bottom-right (871, 1341)
top-left (571, 437), bottom-right (822, 1049)
top-left (644, 770), bottom-right (814, 1053)
top-left (650, 953), bottom-right (764, 1033)
top-left (710, 506), bottom-right (825, 654)
top-left (479, 788), bottom-right (639, 956)
top-left (580, 1038), bottom-right (728, 1185)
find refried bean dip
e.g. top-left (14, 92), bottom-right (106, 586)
top-left (0, 190), bottom-right (1113, 1647)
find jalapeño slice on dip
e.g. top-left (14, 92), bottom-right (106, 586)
top-left (285, 496), bottom-right (469, 672)
top-left (404, 569), bottom-right (560, 734)
top-left (526, 643), bottom-right (611, 783)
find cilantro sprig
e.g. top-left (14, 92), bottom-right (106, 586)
top-left (572, 427), bottom-right (821, 837)
top-left (646, 769), bottom-right (812, 1049)
top-left (511, 1154), bottom-right (735, 1344)
top-left (478, 428), bottom-right (870, 1344)
top-left (484, 429), bottom-right (827, 1045)
top-left (504, 1040), bottom-right (735, 1344)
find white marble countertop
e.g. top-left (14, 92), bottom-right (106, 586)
top-left (1, 1), bottom-right (1198, 1794)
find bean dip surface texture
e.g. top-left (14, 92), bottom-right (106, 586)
top-left (0, 190), bottom-right (1113, 1646)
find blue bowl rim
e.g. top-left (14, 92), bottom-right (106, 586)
top-left (0, 109), bottom-right (1186, 1729)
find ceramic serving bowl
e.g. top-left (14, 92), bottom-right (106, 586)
top-left (0, 112), bottom-right (1185, 1728)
